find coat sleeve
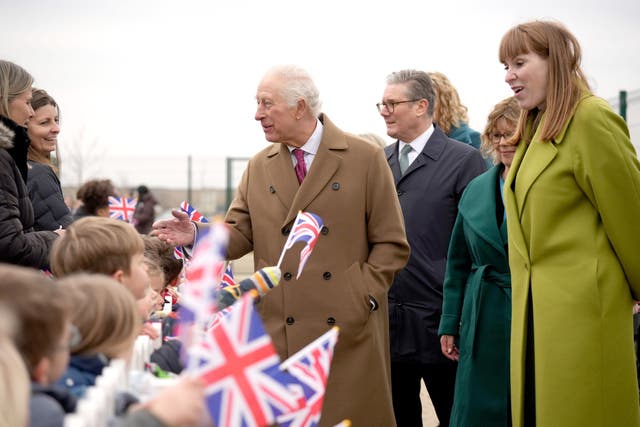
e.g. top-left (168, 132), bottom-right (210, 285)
top-left (225, 159), bottom-right (255, 259)
top-left (439, 212), bottom-right (472, 336)
top-left (0, 159), bottom-right (57, 268)
top-left (362, 148), bottom-right (410, 299)
top-left (572, 98), bottom-right (640, 298)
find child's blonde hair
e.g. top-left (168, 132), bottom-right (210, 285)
top-left (0, 310), bottom-right (30, 427)
top-left (57, 274), bottom-right (140, 358)
top-left (51, 217), bottom-right (144, 277)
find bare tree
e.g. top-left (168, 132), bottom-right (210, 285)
top-left (59, 127), bottom-right (106, 186)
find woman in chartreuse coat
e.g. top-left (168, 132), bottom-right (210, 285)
top-left (500, 21), bottom-right (640, 427)
top-left (439, 97), bottom-right (520, 427)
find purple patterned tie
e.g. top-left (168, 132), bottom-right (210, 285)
top-left (293, 149), bottom-right (307, 184)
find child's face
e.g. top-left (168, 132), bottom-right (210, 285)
top-left (120, 253), bottom-right (149, 299)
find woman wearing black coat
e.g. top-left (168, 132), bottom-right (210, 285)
top-left (0, 60), bottom-right (58, 268)
top-left (26, 89), bottom-right (72, 231)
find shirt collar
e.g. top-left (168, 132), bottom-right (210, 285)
top-left (288, 118), bottom-right (323, 154)
top-left (399, 124), bottom-right (434, 155)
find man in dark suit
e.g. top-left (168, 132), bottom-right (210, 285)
top-left (378, 69), bottom-right (486, 426)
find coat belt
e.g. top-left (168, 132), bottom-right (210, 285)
top-left (467, 264), bottom-right (511, 359)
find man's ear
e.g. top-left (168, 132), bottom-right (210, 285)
top-left (416, 99), bottom-right (429, 117)
top-left (295, 99), bottom-right (307, 119)
top-left (112, 269), bottom-right (125, 283)
top-left (32, 357), bottom-right (50, 385)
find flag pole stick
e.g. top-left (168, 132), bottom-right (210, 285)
top-left (276, 211), bottom-right (301, 269)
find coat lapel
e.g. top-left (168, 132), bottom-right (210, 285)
top-left (282, 114), bottom-right (345, 227)
top-left (458, 166), bottom-right (506, 256)
top-left (266, 143), bottom-right (300, 214)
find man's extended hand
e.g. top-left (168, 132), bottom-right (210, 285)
top-left (151, 210), bottom-right (196, 246)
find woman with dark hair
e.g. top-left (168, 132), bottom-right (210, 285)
top-left (0, 59), bottom-right (59, 268)
top-left (500, 20), bottom-right (640, 425)
top-left (26, 88), bottom-right (72, 230)
top-left (73, 178), bottom-right (116, 220)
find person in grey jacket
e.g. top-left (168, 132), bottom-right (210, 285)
top-left (0, 60), bottom-right (58, 268)
top-left (26, 89), bottom-right (72, 231)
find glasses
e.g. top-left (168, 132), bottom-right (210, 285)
top-left (376, 99), bottom-right (421, 114)
top-left (490, 132), bottom-right (514, 143)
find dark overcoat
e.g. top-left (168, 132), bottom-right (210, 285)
top-left (385, 126), bottom-right (486, 363)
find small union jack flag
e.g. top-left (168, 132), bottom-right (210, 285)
top-left (108, 196), bottom-right (137, 223)
top-left (191, 293), bottom-right (305, 427)
top-left (174, 201), bottom-right (209, 260)
top-left (179, 224), bottom-right (228, 366)
top-left (220, 262), bottom-right (236, 289)
top-left (277, 327), bottom-right (339, 427)
top-left (278, 211), bottom-right (323, 279)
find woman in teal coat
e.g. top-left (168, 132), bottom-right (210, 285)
top-left (439, 97), bottom-right (520, 426)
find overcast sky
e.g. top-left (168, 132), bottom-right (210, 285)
top-left (2, 0), bottom-right (639, 189)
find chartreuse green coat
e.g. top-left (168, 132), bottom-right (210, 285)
top-left (439, 165), bottom-right (512, 427)
top-left (504, 94), bottom-right (640, 427)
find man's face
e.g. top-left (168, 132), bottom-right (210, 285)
top-left (379, 83), bottom-right (423, 142)
top-left (254, 74), bottom-right (300, 146)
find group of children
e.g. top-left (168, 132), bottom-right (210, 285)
top-left (0, 216), bottom-right (207, 427)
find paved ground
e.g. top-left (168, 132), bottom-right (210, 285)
top-left (234, 254), bottom-right (441, 426)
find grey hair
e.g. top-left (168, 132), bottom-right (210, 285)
top-left (266, 65), bottom-right (322, 117)
top-left (0, 60), bottom-right (33, 118)
top-left (386, 69), bottom-right (435, 117)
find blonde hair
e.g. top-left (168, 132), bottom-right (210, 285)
top-left (480, 97), bottom-right (521, 162)
top-left (499, 20), bottom-right (590, 143)
top-left (0, 60), bottom-right (33, 118)
top-left (27, 88), bottom-right (60, 174)
top-left (58, 274), bottom-right (140, 358)
top-left (428, 72), bottom-right (469, 134)
top-left (0, 310), bottom-right (30, 427)
top-left (50, 216), bottom-right (144, 277)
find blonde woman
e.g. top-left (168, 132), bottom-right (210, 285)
top-left (438, 97), bottom-right (520, 426)
top-left (428, 71), bottom-right (481, 149)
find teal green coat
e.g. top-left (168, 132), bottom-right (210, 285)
top-left (439, 165), bottom-right (512, 426)
top-left (504, 95), bottom-right (640, 427)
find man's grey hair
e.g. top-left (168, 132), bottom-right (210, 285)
top-left (267, 65), bottom-right (322, 117)
top-left (386, 69), bottom-right (435, 117)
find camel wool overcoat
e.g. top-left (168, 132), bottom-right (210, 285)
top-left (225, 114), bottom-right (410, 426)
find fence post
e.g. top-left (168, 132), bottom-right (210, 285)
top-left (620, 90), bottom-right (628, 121)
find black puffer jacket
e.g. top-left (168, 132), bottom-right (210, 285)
top-left (0, 116), bottom-right (57, 268)
top-left (27, 161), bottom-right (72, 231)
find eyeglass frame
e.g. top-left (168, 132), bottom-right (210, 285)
top-left (489, 132), bottom-right (514, 144)
top-left (376, 99), bottom-right (422, 114)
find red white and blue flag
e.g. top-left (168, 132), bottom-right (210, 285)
top-left (276, 327), bottom-right (339, 427)
top-left (278, 211), bottom-right (323, 279)
top-left (220, 262), bottom-right (236, 289)
top-left (179, 223), bottom-right (228, 356)
top-left (174, 201), bottom-right (209, 260)
top-left (192, 293), bottom-right (305, 427)
top-left (108, 196), bottom-right (137, 223)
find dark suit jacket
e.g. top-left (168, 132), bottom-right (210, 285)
top-left (385, 125), bottom-right (486, 363)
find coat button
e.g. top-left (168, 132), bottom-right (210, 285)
top-left (397, 190), bottom-right (405, 196)
top-left (269, 185), bottom-right (276, 193)
top-left (322, 272), bottom-right (332, 280)
top-left (321, 226), bottom-right (329, 235)
top-left (282, 226), bottom-right (291, 236)
top-left (283, 272), bottom-right (292, 281)
top-left (327, 317), bottom-right (336, 325)
top-left (331, 182), bottom-right (340, 190)
top-left (286, 317), bottom-right (295, 325)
